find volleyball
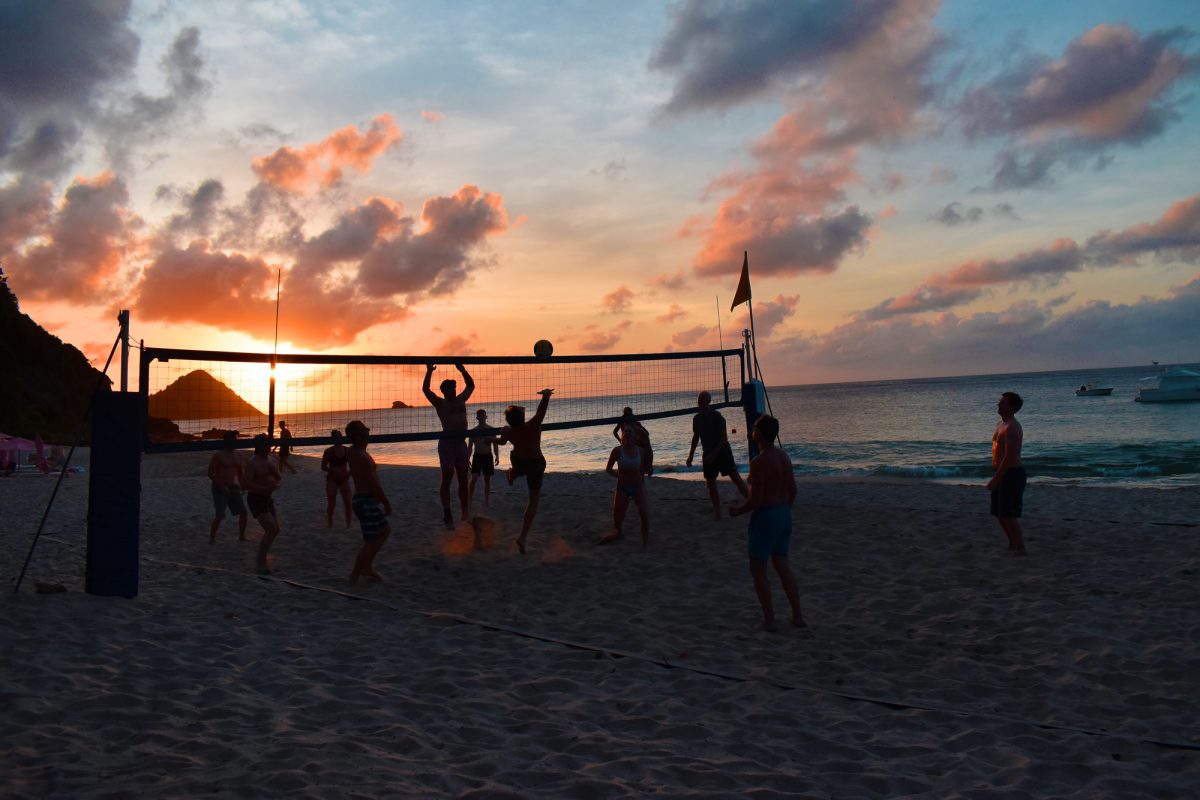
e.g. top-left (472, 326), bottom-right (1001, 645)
top-left (533, 339), bottom-right (554, 358)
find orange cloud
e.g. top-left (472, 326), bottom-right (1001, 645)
top-left (251, 114), bottom-right (403, 192)
top-left (656, 303), bottom-right (687, 323)
top-left (580, 320), bottom-right (632, 352)
top-left (421, 110), bottom-right (445, 123)
top-left (601, 285), bottom-right (634, 314)
top-left (4, 172), bottom-right (140, 303)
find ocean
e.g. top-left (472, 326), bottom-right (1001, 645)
top-left (283, 362), bottom-right (1199, 488)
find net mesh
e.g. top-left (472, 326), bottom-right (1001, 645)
top-left (141, 349), bottom-right (743, 450)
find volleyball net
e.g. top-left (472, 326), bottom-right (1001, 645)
top-left (139, 347), bottom-right (745, 452)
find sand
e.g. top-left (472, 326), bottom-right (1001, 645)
top-left (2, 452), bottom-right (1198, 798)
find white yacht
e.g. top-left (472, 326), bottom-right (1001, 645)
top-left (1134, 368), bottom-right (1200, 403)
top-left (1075, 383), bottom-right (1113, 397)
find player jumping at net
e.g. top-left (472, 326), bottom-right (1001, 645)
top-left (423, 363), bottom-right (475, 527)
top-left (686, 390), bottom-right (749, 519)
top-left (495, 388), bottom-right (553, 555)
top-left (346, 420), bottom-right (392, 584)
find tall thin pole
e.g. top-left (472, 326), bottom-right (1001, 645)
top-left (268, 269), bottom-right (280, 439)
top-left (118, 309), bottom-right (130, 392)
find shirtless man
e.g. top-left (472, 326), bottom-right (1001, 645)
top-left (495, 388), bottom-right (553, 554)
top-left (244, 434), bottom-right (283, 574)
top-left (423, 363), bottom-right (475, 527)
top-left (321, 429), bottom-right (352, 528)
top-left (207, 431), bottom-right (248, 544)
top-left (987, 392), bottom-right (1027, 555)
top-left (277, 421), bottom-right (297, 474)
top-left (686, 390), bottom-right (749, 519)
top-left (345, 420), bottom-right (392, 585)
top-left (731, 415), bottom-right (803, 631)
top-left (467, 409), bottom-right (500, 510)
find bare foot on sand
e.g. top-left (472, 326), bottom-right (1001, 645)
top-left (757, 619), bottom-right (779, 632)
top-left (515, 537), bottom-right (526, 555)
top-left (792, 615), bottom-right (807, 628)
top-left (598, 532), bottom-right (623, 545)
top-left (365, 569), bottom-right (384, 582)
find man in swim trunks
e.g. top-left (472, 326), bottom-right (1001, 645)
top-left (346, 420), bottom-right (392, 585)
top-left (495, 388), bottom-right (553, 554)
top-left (423, 363), bottom-right (475, 527)
top-left (244, 433), bottom-right (283, 574)
top-left (731, 415), bottom-right (803, 631)
top-left (686, 390), bottom-right (749, 519)
top-left (207, 431), bottom-right (248, 544)
top-left (321, 429), bottom-right (353, 528)
top-left (467, 409), bottom-right (500, 510)
top-left (277, 420), bottom-right (297, 474)
top-left (987, 391), bottom-right (1027, 555)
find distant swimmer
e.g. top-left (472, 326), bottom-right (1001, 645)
top-left (346, 420), bottom-right (392, 584)
top-left (686, 390), bottom-right (749, 519)
top-left (423, 363), bottom-right (475, 527)
top-left (987, 392), bottom-right (1027, 555)
top-left (277, 420), bottom-right (297, 474)
top-left (467, 409), bottom-right (500, 510)
top-left (612, 406), bottom-right (653, 476)
top-left (495, 389), bottom-right (553, 554)
top-left (244, 433), bottom-right (283, 574)
top-left (207, 431), bottom-right (248, 544)
top-left (321, 429), bottom-right (352, 528)
top-left (600, 423), bottom-right (650, 546)
top-left (731, 415), bottom-right (803, 632)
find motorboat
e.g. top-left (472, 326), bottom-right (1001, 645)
top-left (1075, 383), bottom-right (1113, 397)
top-left (1134, 368), bottom-right (1200, 403)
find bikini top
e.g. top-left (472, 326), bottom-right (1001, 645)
top-left (616, 445), bottom-right (642, 472)
top-left (328, 447), bottom-right (348, 467)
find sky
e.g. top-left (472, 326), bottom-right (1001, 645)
top-left (2, 0), bottom-right (1199, 388)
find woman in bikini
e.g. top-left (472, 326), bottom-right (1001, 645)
top-left (601, 423), bottom-right (649, 546)
top-left (321, 429), bottom-right (353, 528)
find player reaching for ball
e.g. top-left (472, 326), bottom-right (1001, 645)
top-left (494, 388), bottom-right (553, 554)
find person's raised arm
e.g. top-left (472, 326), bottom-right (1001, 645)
top-left (457, 363), bottom-right (475, 402)
top-left (421, 364), bottom-right (439, 405)
top-left (530, 389), bottom-right (553, 425)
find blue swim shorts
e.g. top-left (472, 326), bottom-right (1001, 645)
top-left (352, 494), bottom-right (388, 541)
top-left (747, 504), bottom-right (792, 561)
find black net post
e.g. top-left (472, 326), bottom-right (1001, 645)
top-left (86, 392), bottom-right (142, 598)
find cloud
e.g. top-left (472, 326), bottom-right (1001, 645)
top-left (0, 175), bottom-right (54, 255)
top-left (601, 285), bottom-right (634, 314)
top-left (930, 202), bottom-right (984, 226)
top-left (4, 172), bottom-right (140, 303)
top-left (692, 203), bottom-right (872, 278)
top-left (863, 194), bottom-right (1200, 319)
top-left (157, 178), bottom-right (225, 244)
top-left (733, 293), bottom-right (799, 337)
top-left (773, 274), bottom-right (1200, 379)
top-left (654, 1), bottom-right (936, 280)
top-left (0, 0), bottom-right (139, 176)
top-left (650, 0), bottom-right (934, 119)
top-left (928, 165), bottom-right (957, 185)
top-left (959, 24), bottom-right (1199, 189)
top-left (580, 320), bottom-right (632, 352)
top-left (435, 333), bottom-right (481, 356)
top-left (656, 303), bottom-right (687, 323)
top-left (671, 324), bottom-right (711, 347)
top-left (251, 114), bottom-right (404, 192)
top-left (421, 110), bottom-right (445, 123)
top-left (646, 270), bottom-right (687, 292)
top-left (590, 159), bottom-right (628, 181)
top-left (992, 202), bottom-right (1021, 221)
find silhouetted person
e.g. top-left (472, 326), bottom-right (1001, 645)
top-left (686, 390), bottom-right (749, 518)
top-left (321, 429), bottom-right (352, 528)
top-left (600, 423), bottom-right (650, 546)
top-left (467, 409), bottom-right (500, 510)
top-left (612, 406), bottom-right (653, 475)
top-left (207, 431), bottom-right (248, 544)
top-left (277, 421), bottom-right (297, 474)
top-left (245, 434), bottom-right (283, 574)
top-left (495, 389), bottom-right (553, 554)
top-left (346, 420), bottom-right (392, 584)
top-left (423, 363), bottom-right (475, 526)
top-left (988, 391), bottom-right (1027, 555)
top-left (731, 415), bottom-right (803, 631)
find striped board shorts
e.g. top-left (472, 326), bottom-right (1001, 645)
top-left (351, 494), bottom-right (388, 541)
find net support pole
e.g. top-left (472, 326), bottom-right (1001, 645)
top-left (86, 391), bottom-right (142, 598)
top-left (742, 378), bottom-right (766, 462)
top-left (118, 309), bottom-right (130, 392)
